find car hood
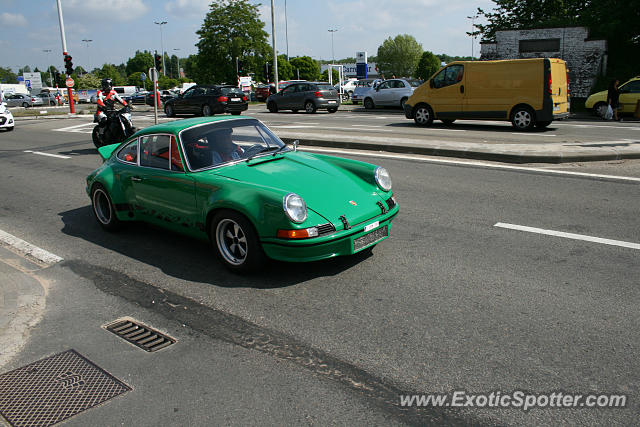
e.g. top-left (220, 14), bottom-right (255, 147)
top-left (208, 152), bottom-right (387, 226)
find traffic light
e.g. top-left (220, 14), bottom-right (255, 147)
top-left (263, 62), bottom-right (271, 81)
top-left (64, 55), bottom-right (73, 75)
top-left (154, 52), bottom-right (162, 72)
top-left (237, 60), bottom-right (243, 75)
top-left (54, 71), bottom-right (61, 86)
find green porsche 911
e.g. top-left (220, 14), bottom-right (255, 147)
top-left (86, 116), bottom-right (398, 272)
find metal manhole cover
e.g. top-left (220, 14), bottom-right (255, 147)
top-left (0, 349), bottom-right (131, 427)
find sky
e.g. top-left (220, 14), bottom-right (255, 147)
top-left (0, 0), bottom-right (494, 73)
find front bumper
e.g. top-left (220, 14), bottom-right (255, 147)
top-left (0, 115), bottom-right (14, 128)
top-left (260, 205), bottom-right (398, 262)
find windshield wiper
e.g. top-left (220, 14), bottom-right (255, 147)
top-left (245, 146), bottom-right (271, 162)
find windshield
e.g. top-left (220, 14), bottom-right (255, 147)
top-left (179, 119), bottom-right (285, 171)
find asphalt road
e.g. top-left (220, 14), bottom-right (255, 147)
top-left (1, 118), bottom-right (639, 425)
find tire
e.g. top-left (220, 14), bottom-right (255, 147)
top-left (164, 104), bottom-right (174, 117)
top-left (400, 97), bottom-right (408, 109)
top-left (267, 101), bottom-right (278, 113)
top-left (304, 101), bottom-right (316, 113)
top-left (92, 127), bottom-right (103, 149)
top-left (22, 102), bottom-right (29, 108)
top-left (327, 108), bottom-right (337, 113)
top-left (202, 104), bottom-right (212, 116)
top-left (210, 210), bottom-right (266, 272)
top-left (511, 106), bottom-right (535, 131)
top-left (441, 119), bottom-right (456, 125)
top-left (364, 98), bottom-right (375, 110)
top-left (292, 109), bottom-right (299, 113)
top-left (535, 121), bottom-right (551, 128)
top-left (6, 126), bottom-right (14, 131)
top-left (593, 102), bottom-right (607, 118)
top-left (91, 184), bottom-right (122, 231)
top-left (413, 104), bottom-right (434, 127)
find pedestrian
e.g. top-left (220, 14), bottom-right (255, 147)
top-left (607, 78), bottom-right (621, 121)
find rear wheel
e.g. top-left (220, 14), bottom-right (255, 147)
top-left (202, 104), bottom-right (212, 116)
top-left (511, 106), bottom-right (535, 131)
top-left (91, 184), bottom-right (122, 231)
top-left (364, 98), bottom-right (375, 110)
top-left (164, 104), bottom-right (174, 117)
top-left (400, 97), bottom-right (408, 109)
top-left (267, 101), bottom-right (278, 113)
top-left (210, 211), bottom-right (266, 273)
top-left (441, 119), bottom-right (456, 125)
top-left (413, 104), bottom-right (433, 127)
top-left (304, 101), bottom-right (316, 113)
top-left (327, 108), bottom-right (338, 113)
top-left (22, 102), bottom-right (29, 108)
top-left (535, 121), bottom-right (551, 128)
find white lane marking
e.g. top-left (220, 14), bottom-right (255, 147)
top-left (297, 147), bottom-right (640, 183)
top-left (53, 123), bottom-right (93, 132)
top-left (271, 125), bottom-right (315, 129)
top-left (23, 150), bottom-right (71, 159)
top-left (512, 133), bottom-right (557, 136)
top-left (352, 124), bottom-right (382, 127)
top-left (494, 222), bottom-right (640, 250)
top-left (0, 229), bottom-right (64, 264)
top-left (570, 124), bottom-right (640, 130)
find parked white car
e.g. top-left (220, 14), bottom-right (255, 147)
top-left (350, 79), bottom-right (375, 105)
top-left (363, 78), bottom-right (422, 109)
top-left (0, 102), bottom-right (15, 131)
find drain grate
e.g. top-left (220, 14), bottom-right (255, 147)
top-left (105, 319), bottom-right (176, 352)
top-left (0, 349), bottom-right (131, 427)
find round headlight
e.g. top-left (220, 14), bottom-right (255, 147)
top-left (375, 167), bottom-right (392, 191)
top-left (283, 193), bottom-right (307, 223)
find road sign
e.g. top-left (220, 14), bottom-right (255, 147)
top-left (140, 72), bottom-right (147, 81)
top-left (24, 79), bottom-right (31, 88)
top-left (65, 77), bottom-right (74, 88)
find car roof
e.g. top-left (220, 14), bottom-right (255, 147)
top-left (134, 116), bottom-right (256, 136)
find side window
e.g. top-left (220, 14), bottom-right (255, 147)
top-left (183, 88), bottom-right (197, 98)
top-left (433, 65), bottom-right (463, 88)
top-left (117, 138), bottom-right (139, 164)
top-left (378, 82), bottom-right (390, 90)
top-left (622, 81), bottom-right (640, 93)
top-left (170, 135), bottom-right (184, 172)
top-left (206, 87), bottom-right (219, 96)
top-left (282, 85), bottom-right (296, 94)
top-left (396, 80), bottom-right (406, 88)
top-left (140, 135), bottom-right (171, 170)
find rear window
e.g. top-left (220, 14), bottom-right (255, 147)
top-left (316, 84), bottom-right (335, 91)
top-left (219, 87), bottom-right (244, 96)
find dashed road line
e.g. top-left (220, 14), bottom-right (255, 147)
top-left (494, 222), bottom-right (640, 250)
top-left (23, 150), bottom-right (71, 159)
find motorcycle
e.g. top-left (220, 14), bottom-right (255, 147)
top-left (92, 105), bottom-right (136, 149)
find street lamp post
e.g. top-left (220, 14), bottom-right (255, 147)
top-left (284, 0), bottom-right (289, 59)
top-left (154, 21), bottom-right (167, 76)
top-left (467, 14), bottom-right (479, 60)
top-left (270, 0), bottom-right (278, 88)
top-left (173, 48), bottom-right (180, 79)
top-left (82, 39), bottom-right (92, 73)
top-left (328, 29), bottom-right (338, 64)
top-left (43, 49), bottom-right (53, 86)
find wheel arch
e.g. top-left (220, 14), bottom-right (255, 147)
top-left (509, 103), bottom-right (536, 120)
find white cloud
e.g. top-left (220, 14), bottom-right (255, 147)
top-left (0, 12), bottom-right (27, 27)
top-left (164, 0), bottom-right (211, 18)
top-left (64, 0), bottom-right (149, 21)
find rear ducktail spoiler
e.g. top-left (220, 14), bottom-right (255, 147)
top-left (97, 143), bottom-right (121, 161)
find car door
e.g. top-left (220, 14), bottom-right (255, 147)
top-left (134, 134), bottom-right (198, 229)
top-left (389, 80), bottom-right (407, 106)
top-left (174, 87), bottom-right (197, 113)
top-left (278, 84), bottom-right (297, 109)
top-left (429, 64), bottom-right (465, 118)
top-left (618, 80), bottom-right (640, 113)
top-left (372, 81), bottom-right (392, 105)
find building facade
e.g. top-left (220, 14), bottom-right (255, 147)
top-left (480, 27), bottom-right (607, 97)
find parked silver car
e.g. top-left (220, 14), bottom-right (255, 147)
top-left (4, 93), bottom-right (38, 108)
top-left (350, 79), bottom-right (374, 105)
top-left (363, 78), bottom-right (422, 109)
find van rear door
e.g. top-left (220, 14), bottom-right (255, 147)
top-left (549, 59), bottom-right (569, 116)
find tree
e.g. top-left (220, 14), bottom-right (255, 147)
top-left (75, 73), bottom-right (101, 89)
top-left (194, 0), bottom-right (271, 84)
top-left (97, 64), bottom-right (126, 85)
top-left (0, 67), bottom-right (18, 84)
top-left (126, 50), bottom-right (154, 76)
top-left (376, 34), bottom-right (423, 77)
top-left (415, 51), bottom-right (441, 80)
top-left (320, 68), bottom-right (339, 83)
top-left (158, 75), bottom-right (180, 90)
top-left (276, 55), bottom-right (293, 80)
top-left (289, 56), bottom-right (320, 81)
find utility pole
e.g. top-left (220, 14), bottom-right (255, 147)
top-left (284, 0), bottom-right (289, 59)
top-left (55, 0), bottom-right (74, 113)
top-left (82, 39), bottom-right (93, 73)
top-left (467, 14), bottom-right (479, 60)
top-left (270, 0), bottom-right (278, 88)
top-left (43, 49), bottom-right (53, 86)
top-left (154, 21), bottom-right (167, 76)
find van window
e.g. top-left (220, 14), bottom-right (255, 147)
top-left (432, 65), bottom-right (464, 89)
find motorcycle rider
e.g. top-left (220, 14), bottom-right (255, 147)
top-left (95, 78), bottom-right (129, 130)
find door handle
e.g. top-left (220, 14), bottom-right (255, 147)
top-left (460, 85), bottom-right (465, 94)
top-left (131, 176), bottom-right (143, 182)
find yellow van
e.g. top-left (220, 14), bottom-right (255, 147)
top-left (404, 58), bottom-right (570, 130)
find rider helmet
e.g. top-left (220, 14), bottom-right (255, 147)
top-left (101, 78), bottom-right (113, 93)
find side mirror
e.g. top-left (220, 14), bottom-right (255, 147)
top-left (293, 140), bottom-right (299, 151)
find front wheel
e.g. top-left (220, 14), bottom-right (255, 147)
top-left (267, 101), bottom-right (278, 113)
top-left (413, 105), bottom-right (433, 127)
top-left (202, 104), bottom-right (212, 116)
top-left (91, 184), bottom-right (122, 231)
top-left (92, 127), bottom-right (103, 149)
top-left (164, 104), bottom-right (174, 117)
top-left (304, 101), bottom-right (316, 113)
top-left (511, 106), bottom-right (535, 131)
top-left (364, 98), bottom-right (375, 110)
top-left (211, 211), bottom-right (266, 273)
top-left (593, 102), bottom-right (607, 118)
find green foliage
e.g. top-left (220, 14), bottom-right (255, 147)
top-left (277, 55), bottom-right (293, 81)
top-left (320, 68), bottom-right (339, 83)
top-left (376, 34), bottom-right (423, 77)
top-left (289, 56), bottom-right (320, 81)
top-left (415, 51), bottom-right (441, 80)
top-left (0, 67), bottom-right (18, 84)
top-left (436, 54), bottom-right (474, 64)
top-left (97, 64), bottom-right (126, 85)
top-left (126, 51), bottom-right (154, 76)
top-left (194, 0), bottom-right (271, 84)
top-left (128, 72), bottom-right (144, 86)
top-left (75, 73), bottom-right (101, 89)
top-left (158, 75), bottom-right (180, 90)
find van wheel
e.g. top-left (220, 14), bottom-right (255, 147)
top-left (441, 119), bottom-right (456, 125)
top-left (535, 121), bottom-right (551, 128)
top-left (413, 104), bottom-right (433, 126)
top-left (511, 106), bottom-right (535, 131)
top-left (364, 98), bottom-right (375, 109)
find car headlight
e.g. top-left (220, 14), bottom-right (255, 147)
top-left (375, 167), bottom-right (392, 191)
top-left (283, 193), bottom-right (307, 223)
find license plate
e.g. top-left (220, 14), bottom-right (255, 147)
top-left (353, 225), bottom-right (388, 252)
top-left (328, 100), bottom-right (336, 104)
top-left (231, 97), bottom-right (241, 102)
top-left (364, 221), bottom-right (379, 232)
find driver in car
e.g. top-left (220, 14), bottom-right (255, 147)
top-left (211, 128), bottom-right (244, 164)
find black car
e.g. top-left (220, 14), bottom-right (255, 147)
top-left (164, 85), bottom-right (248, 117)
top-left (266, 82), bottom-right (340, 113)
